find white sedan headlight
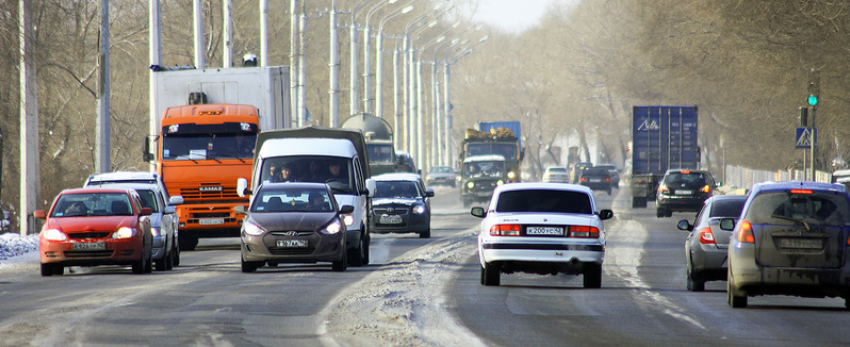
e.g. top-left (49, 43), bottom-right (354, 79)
top-left (112, 227), bottom-right (136, 239)
top-left (243, 220), bottom-right (265, 236)
top-left (42, 229), bottom-right (67, 241)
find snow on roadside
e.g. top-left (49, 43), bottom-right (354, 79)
top-left (320, 230), bottom-right (489, 347)
top-left (0, 233), bottom-right (40, 270)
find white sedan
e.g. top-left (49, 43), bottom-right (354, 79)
top-left (472, 183), bottom-right (614, 287)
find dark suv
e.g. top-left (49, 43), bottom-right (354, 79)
top-left (578, 167), bottom-right (613, 195)
top-left (656, 169), bottom-right (716, 218)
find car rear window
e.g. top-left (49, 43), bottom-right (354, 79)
top-left (709, 199), bottom-right (745, 218)
top-left (496, 190), bottom-right (592, 215)
top-left (665, 172), bottom-right (707, 184)
top-left (582, 167), bottom-right (609, 176)
top-left (548, 167), bottom-right (567, 173)
top-left (745, 191), bottom-right (850, 227)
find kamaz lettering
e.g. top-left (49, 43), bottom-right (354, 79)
top-left (199, 186), bottom-right (223, 192)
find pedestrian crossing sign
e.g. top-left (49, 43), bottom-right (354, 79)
top-left (796, 127), bottom-right (817, 149)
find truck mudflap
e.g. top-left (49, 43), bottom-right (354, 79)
top-left (630, 174), bottom-right (661, 208)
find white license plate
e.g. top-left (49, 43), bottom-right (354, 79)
top-left (72, 242), bottom-right (105, 251)
top-left (199, 218), bottom-right (225, 225)
top-left (780, 238), bottom-right (821, 249)
top-left (526, 226), bottom-right (564, 236)
top-left (380, 215), bottom-right (403, 224)
top-left (589, 179), bottom-right (601, 182)
top-left (277, 240), bottom-right (308, 248)
top-left (675, 190), bottom-right (692, 195)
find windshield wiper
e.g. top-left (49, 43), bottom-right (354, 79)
top-left (771, 214), bottom-right (811, 231)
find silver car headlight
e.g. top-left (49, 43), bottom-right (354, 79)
top-left (243, 220), bottom-right (265, 236)
top-left (150, 227), bottom-right (161, 237)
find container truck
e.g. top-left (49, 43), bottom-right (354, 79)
top-left (144, 66), bottom-right (291, 250)
top-left (630, 106), bottom-right (699, 208)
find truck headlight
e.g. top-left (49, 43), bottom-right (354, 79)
top-left (466, 181), bottom-right (475, 189)
top-left (507, 171), bottom-right (516, 179)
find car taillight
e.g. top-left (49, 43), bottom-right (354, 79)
top-left (698, 227), bottom-right (715, 245)
top-left (605, 178), bottom-right (611, 182)
top-left (658, 184), bottom-right (669, 193)
top-left (570, 225), bottom-right (599, 238)
top-left (700, 185), bottom-right (710, 193)
top-left (737, 220), bottom-right (755, 243)
top-left (490, 224), bottom-right (521, 236)
top-left (790, 189), bottom-right (813, 195)
top-left (579, 177), bottom-right (587, 182)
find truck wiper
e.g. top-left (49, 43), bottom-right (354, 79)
top-left (771, 214), bottom-right (810, 231)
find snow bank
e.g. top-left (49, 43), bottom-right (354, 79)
top-left (0, 233), bottom-right (40, 270)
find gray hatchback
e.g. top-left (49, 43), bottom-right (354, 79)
top-left (678, 195), bottom-right (747, 291)
top-left (725, 181), bottom-right (850, 308)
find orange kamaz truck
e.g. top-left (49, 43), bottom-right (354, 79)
top-left (145, 67), bottom-right (290, 250)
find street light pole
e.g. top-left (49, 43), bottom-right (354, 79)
top-left (375, 2), bottom-right (415, 119)
top-left (329, 0), bottom-right (340, 127)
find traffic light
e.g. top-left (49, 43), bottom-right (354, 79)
top-left (800, 107), bottom-right (808, 127)
top-left (807, 68), bottom-right (820, 106)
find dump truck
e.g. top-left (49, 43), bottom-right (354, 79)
top-left (459, 121), bottom-right (524, 183)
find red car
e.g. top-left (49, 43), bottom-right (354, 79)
top-left (36, 187), bottom-right (154, 276)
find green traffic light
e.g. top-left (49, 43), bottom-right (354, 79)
top-left (808, 95), bottom-right (818, 106)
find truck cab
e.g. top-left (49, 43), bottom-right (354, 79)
top-left (237, 126), bottom-right (376, 266)
top-left (461, 154), bottom-right (507, 207)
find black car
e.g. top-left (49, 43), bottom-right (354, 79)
top-left (656, 169), bottom-right (716, 218)
top-left (235, 182), bottom-right (354, 272)
top-left (371, 173), bottom-right (434, 238)
top-left (578, 167), bottom-right (613, 195)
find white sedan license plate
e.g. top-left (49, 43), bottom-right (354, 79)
top-left (380, 215), bottom-right (403, 224)
top-left (199, 218), bottom-right (225, 225)
top-left (675, 190), bottom-right (692, 195)
top-left (72, 242), bottom-right (105, 251)
top-left (277, 240), bottom-right (308, 248)
top-left (526, 226), bottom-right (564, 236)
top-left (780, 238), bottom-right (821, 249)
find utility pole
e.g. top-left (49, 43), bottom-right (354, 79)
top-left (19, 0), bottom-right (40, 235)
top-left (808, 68), bottom-right (819, 181)
top-left (329, 0), bottom-right (340, 127)
top-left (96, 0), bottom-right (111, 174)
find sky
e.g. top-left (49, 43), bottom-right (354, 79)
top-left (471, 0), bottom-right (559, 32)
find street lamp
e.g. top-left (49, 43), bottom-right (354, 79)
top-left (375, 3), bottom-right (415, 119)
top-left (348, 0), bottom-right (378, 116)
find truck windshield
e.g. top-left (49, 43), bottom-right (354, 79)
top-left (161, 123), bottom-right (257, 161)
top-left (467, 143), bottom-right (517, 158)
top-left (367, 144), bottom-right (394, 164)
top-left (464, 161), bottom-right (505, 178)
top-left (260, 156), bottom-right (356, 194)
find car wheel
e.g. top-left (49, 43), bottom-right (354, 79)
top-left (132, 249), bottom-right (146, 274)
top-left (332, 249), bottom-right (348, 272)
top-left (482, 262), bottom-right (500, 286)
top-left (583, 263), bottom-right (602, 288)
top-left (462, 198), bottom-right (471, 208)
top-left (241, 256), bottom-right (259, 273)
top-left (172, 240), bottom-right (181, 267)
top-left (53, 266), bottom-right (65, 276)
top-left (420, 229), bottom-right (431, 238)
top-left (656, 208), bottom-right (667, 218)
top-left (179, 234), bottom-right (198, 251)
top-left (686, 269), bottom-right (705, 292)
top-left (40, 264), bottom-right (54, 277)
top-left (164, 247), bottom-right (174, 270)
top-left (607, 188), bottom-right (612, 196)
top-left (348, 230), bottom-right (365, 267)
top-left (144, 246), bottom-right (154, 274)
top-left (845, 297), bottom-right (850, 310)
top-left (155, 251), bottom-right (168, 271)
top-left (727, 269), bottom-right (747, 308)
top-left (362, 231), bottom-right (371, 266)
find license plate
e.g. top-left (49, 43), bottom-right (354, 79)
top-left (72, 242), bottom-right (105, 251)
top-left (675, 190), bottom-right (692, 195)
top-left (780, 238), bottom-right (822, 249)
top-left (526, 226), bottom-right (564, 236)
top-left (589, 179), bottom-right (601, 182)
top-left (380, 215), bottom-right (403, 224)
top-left (277, 240), bottom-right (307, 248)
top-left (199, 218), bottom-right (225, 225)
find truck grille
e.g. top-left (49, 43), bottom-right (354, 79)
top-left (180, 185), bottom-right (240, 199)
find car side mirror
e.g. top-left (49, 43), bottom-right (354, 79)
top-left (599, 209), bottom-right (614, 220)
top-left (34, 210), bottom-right (46, 219)
top-left (340, 205), bottom-right (355, 214)
top-left (425, 188), bottom-right (435, 198)
top-left (719, 218), bottom-right (736, 231)
top-left (237, 178), bottom-right (251, 197)
top-left (140, 207), bottom-right (153, 216)
top-left (164, 206), bottom-right (176, 214)
top-left (169, 196), bottom-right (184, 205)
top-left (471, 207), bottom-right (486, 218)
top-left (366, 178), bottom-right (377, 198)
top-left (677, 219), bottom-right (693, 231)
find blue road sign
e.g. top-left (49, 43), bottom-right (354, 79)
top-left (796, 127), bottom-right (817, 149)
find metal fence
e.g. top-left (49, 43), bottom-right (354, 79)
top-left (724, 165), bottom-right (832, 192)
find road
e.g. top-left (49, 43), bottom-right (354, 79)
top-left (1, 185), bottom-right (850, 346)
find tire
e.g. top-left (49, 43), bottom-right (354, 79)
top-left (420, 229), bottom-right (431, 238)
top-left (164, 247), bottom-right (174, 270)
top-left (845, 297), bottom-right (850, 310)
top-left (363, 231), bottom-right (371, 266)
top-left (53, 266), bottom-right (64, 276)
top-left (144, 246), bottom-right (153, 274)
top-left (332, 249), bottom-right (348, 272)
top-left (607, 188), bottom-right (612, 196)
top-left (241, 256), bottom-right (259, 273)
top-left (482, 262), bottom-right (500, 286)
top-left (727, 270), bottom-right (748, 308)
top-left (348, 230), bottom-right (366, 267)
top-left (462, 198), bottom-right (471, 208)
top-left (155, 252), bottom-right (168, 271)
top-left (40, 264), bottom-right (54, 277)
top-left (583, 263), bottom-right (602, 288)
top-left (179, 234), bottom-right (198, 251)
top-left (686, 269), bottom-right (705, 292)
top-left (132, 249), bottom-right (147, 274)
top-left (656, 208), bottom-right (667, 218)
top-left (172, 240), bottom-right (181, 267)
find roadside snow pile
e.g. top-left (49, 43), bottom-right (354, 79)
top-left (0, 233), bottom-right (39, 260)
top-left (321, 230), bottom-right (488, 347)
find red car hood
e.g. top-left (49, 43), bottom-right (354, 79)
top-left (46, 216), bottom-right (137, 233)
